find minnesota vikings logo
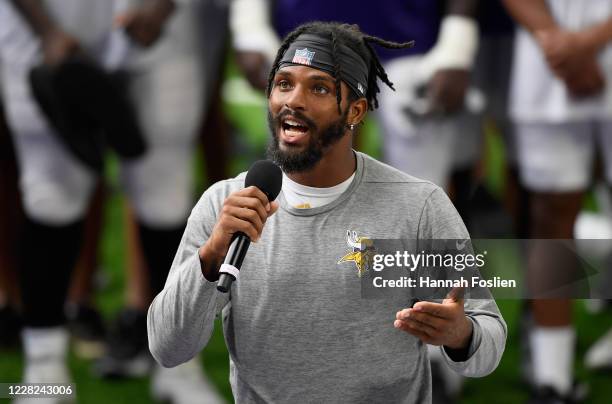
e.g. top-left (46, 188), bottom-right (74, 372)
top-left (338, 230), bottom-right (375, 277)
top-left (293, 48), bottom-right (315, 65)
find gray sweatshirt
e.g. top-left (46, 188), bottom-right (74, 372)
top-left (147, 152), bottom-right (507, 403)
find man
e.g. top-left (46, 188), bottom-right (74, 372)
top-left (503, 0), bottom-right (612, 401)
top-left (0, 0), bottom-right (221, 402)
top-left (148, 22), bottom-right (506, 403)
top-left (229, 4), bottom-right (509, 400)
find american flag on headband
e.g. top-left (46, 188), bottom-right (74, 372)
top-left (292, 48), bottom-right (315, 65)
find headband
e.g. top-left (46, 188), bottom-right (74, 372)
top-left (279, 33), bottom-right (369, 98)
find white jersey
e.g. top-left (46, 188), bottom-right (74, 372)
top-left (0, 0), bottom-right (116, 69)
top-left (509, 0), bottom-right (612, 123)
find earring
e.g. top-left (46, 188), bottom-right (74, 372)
top-left (349, 123), bottom-right (356, 131)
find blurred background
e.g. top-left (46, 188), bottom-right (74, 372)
top-left (1, 0), bottom-right (612, 403)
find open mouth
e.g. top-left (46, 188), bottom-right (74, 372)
top-left (281, 118), bottom-right (310, 143)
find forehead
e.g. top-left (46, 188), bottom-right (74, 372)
top-left (275, 65), bottom-right (335, 82)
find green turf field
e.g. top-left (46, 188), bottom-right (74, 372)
top-left (1, 64), bottom-right (611, 404)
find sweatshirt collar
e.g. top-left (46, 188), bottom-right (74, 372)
top-left (279, 151), bottom-right (365, 217)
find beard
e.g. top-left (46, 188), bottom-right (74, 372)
top-left (266, 108), bottom-right (349, 173)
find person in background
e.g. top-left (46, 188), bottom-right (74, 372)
top-left (64, 179), bottom-right (108, 360)
top-left (450, 1), bottom-right (526, 239)
top-left (503, 0), bottom-right (612, 402)
top-left (0, 1), bottom-right (223, 402)
top-left (198, 0), bottom-right (231, 185)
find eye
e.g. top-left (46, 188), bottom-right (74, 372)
top-left (313, 85), bottom-right (330, 95)
top-left (276, 80), bottom-right (292, 90)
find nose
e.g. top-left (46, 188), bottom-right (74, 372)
top-left (284, 84), bottom-right (307, 111)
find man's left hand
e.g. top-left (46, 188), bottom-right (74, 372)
top-left (115, 0), bottom-right (175, 47)
top-left (394, 289), bottom-right (473, 350)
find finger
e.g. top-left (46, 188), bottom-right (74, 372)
top-left (225, 205), bottom-right (264, 236)
top-left (396, 311), bottom-right (440, 335)
top-left (394, 320), bottom-right (435, 343)
top-left (223, 215), bottom-right (260, 242)
top-left (412, 302), bottom-right (452, 319)
top-left (240, 186), bottom-right (270, 209)
top-left (268, 201), bottom-right (280, 217)
top-left (398, 309), bottom-right (445, 331)
top-left (227, 196), bottom-right (268, 223)
top-left (403, 318), bottom-right (441, 338)
top-left (446, 287), bottom-right (465, 303)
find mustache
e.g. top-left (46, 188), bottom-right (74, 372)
top-left (273, 109), bottom-right (317, 131)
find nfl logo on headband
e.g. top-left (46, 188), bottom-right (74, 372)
top-left (293, 48), bottom-right (315, 66)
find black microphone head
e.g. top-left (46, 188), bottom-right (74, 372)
top-left (245, 160), bottom-right (282, 201)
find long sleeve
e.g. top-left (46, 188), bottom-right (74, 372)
top-left (147, 186), bottom-right (230, 368)
top-left (417, 187), bottom-right (507, 377)
top-left (441, 302), bottom-right (507, 377)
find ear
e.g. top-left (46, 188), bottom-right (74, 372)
top-left (347, 97), bottom-right (368, 127)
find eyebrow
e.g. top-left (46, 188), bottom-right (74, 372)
top-left (275, 70), bottom-right (335, 84)
top-left (275, 71), bottom-right (291, 78)
top-left (309, 75), bottom-right (335, 84)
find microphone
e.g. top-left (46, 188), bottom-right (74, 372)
top-left (217, 160), bottom-right (282, 293)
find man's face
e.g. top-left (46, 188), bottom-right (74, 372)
top-left (267, 65), bottom-right (351, 173)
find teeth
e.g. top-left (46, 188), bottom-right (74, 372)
top-left (283, 127), bottom-right (306, 137)
top-left (284, 119), bottom-right (304, 127)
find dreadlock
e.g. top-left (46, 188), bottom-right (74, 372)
top-left (266, 21), bottom-right (414, 111)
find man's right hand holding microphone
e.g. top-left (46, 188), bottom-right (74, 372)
top-left (198, 186), bottom-right (279, 282)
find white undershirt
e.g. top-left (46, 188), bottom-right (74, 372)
top-left (282, 172), bottom-right (355, 209)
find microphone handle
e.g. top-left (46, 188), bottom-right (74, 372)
top-left (217, 232), bottom-right (251, 293)
top-left (216, 273), bottom-right (234, 294)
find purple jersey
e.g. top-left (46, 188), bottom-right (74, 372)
top-left (272, 0), bottom-right (441, 61)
